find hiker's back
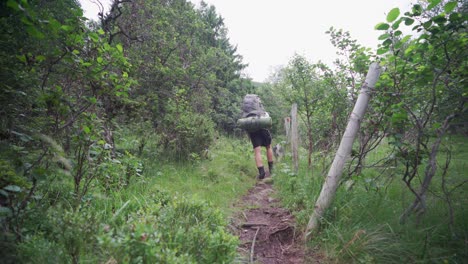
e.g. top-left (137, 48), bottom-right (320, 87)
top-left (238, 94), bottom-right (271, 132)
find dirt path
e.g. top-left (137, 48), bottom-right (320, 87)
top-left (231, 177), bottom-right (318, 263)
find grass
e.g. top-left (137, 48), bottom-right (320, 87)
top-left (274, 135), bottom-right (468, 263)
top-left (116, 131), bottom-right (258, 215)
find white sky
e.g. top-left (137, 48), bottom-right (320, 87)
top-left (79, 0), bottom-right (414, 82)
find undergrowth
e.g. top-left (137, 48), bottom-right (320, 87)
top-left (3, 133), bottom-right (257, 263)
top-left (274, 136), bottom-right (468, 263)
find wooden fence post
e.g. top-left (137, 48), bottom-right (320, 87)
top-left (284, 117), bottom-right (291, 143)
top-left (291, 104), bottom-right (299, 174)
top-left (304, 63), bottom-right (381, 239)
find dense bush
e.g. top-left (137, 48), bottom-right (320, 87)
top-left (159, 111), bottom-right (215, 161)
top-left (97, 193), bottom-right (238, 263)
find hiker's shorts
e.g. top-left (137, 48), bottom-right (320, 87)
top-left (249, 129), bottom-right (272, 148)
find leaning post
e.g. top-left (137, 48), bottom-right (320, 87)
top-left (304, 63), bottom-right (381, 239)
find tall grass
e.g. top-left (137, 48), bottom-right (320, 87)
top-left (274, 136), bottom-right (468, 263)
top-left (143, 136), bottom-right (257, 215)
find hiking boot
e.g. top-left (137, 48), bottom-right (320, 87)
top-left (257, 166), bottom-right (266, 180)
top-left (257, 171), bottom-right (265, 180)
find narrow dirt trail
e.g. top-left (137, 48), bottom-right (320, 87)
top-left (230, 177), bottom-right (320, 263)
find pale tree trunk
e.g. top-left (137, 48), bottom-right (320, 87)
top-left (304, 63), bottom-right (381, 239)
top-left (291, 104), bottom-right (299, 174)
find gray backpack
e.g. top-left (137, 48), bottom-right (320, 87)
top-left (238, 94), bottom-right (272, 132)
top-left (241, 94), bottom-right (266, 118)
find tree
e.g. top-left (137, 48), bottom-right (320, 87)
top-left (1, 3), bottom-right (134, 258)
top-left (375, 0), bottom-right (467, 223)
top-left (280, 54), bottom-right (328, 167)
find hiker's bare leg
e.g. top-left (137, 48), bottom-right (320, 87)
top-left (266, 144), bottom-right (274, 175)
top-left (266, 145), bottom-right (273, 163)
top-left (254, 146), bottom-right (263, 167)
top-left (254, 146), bottom-right (266, 179)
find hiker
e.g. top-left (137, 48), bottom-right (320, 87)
top-left (237, 94), bottom-right (274, 179)
top-left (249, 127), bottom-right (274, 179)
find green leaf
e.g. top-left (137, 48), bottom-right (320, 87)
top-left (377, 47), bottom-right (389, 55)
top-left (404, 17), bottom-right (414, 26)
top-left (17, 54), bottom-right (27, 63)
top-left (97, 57), bottom-right (103, 63)
top-left (49, 19), bottom-right (61, 31)
top-left (387, 8), bottom-right (400, 23)
top-left (89, 32), bottom-right (99, 42)
top-left (26, 26), bottom-right (45, 39)
top-left (449, 13), bottom-right (461, 22)
top-left (88, 96), bottom-right (97, 104)
top-left (32, 168), bottom-right (47, 180)
top-left (61, 25), bottom-right (72, 31)
top-left (6, 0), bottom-right (20, 11)
top-left (83, 126), bottom-right (91, 134)
top-left (378, 33), bottom-right (390, 40)
top-left (433, 15), bottom-right (447, 24)
top-left (11, 130), bottom-right (32, 142)
top-left (36, 55), bottom-right (46, 62)
top-left (423, 21), bottom-right (433, 29)
top-left (383, 39), bottom-right (392, 47)
top-left (0, 207), bottom-right (12, 217)
top-left (419, 33), bottom-right (430, 40)
top-left (97, 29), bottom-right (105, 35)
top-left (375, 23), bottom-right (390, 30)
top-left (4, 185), bottom-right (21, 193)
top-left (404, 45), bottom-right (415, 55)
top-left (116, 43), bottom-right (123, 53)
top-left (412, 4), bottom-right (422, 16)
top-left (392, 19), bottom-right (402, 30)
top-left (401, 35), bottom-right (411, 43)
top-left (444, 2), bottom-right (457, 13)
top-left (428, 0), bottom-right (442, 10)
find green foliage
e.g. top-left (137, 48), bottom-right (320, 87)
top-left (0, 160), bottom-right (30, 189)
top-left (159, 110), bottom-right (215, 161)
top-left (386, 8), bottom-right (400, 23)
top-left (1, 0), bottom-right (255, 262)
top-left (113, 0), bottom-right (250, 135)
top-left (374, 0), bottom-right (467, 218)
top-left (3, 136), bottom-right (253, 262)
top-left (98, 196), bottom-right (238, 263)
top-left (275, 137), bottom-right (468, 263)
top-left (95, 151), bottom-right (143, 193)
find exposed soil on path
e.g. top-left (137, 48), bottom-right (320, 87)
top-left (230, 176), bottom-right (321, 264)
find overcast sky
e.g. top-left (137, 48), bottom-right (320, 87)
top-left (79, 0), bottom-right (413, 82)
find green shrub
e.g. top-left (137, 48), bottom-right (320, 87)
top-left (159, 112), bottom-right (215, 161)
top-left (95, 151), bottom-right (143, 193)
top-left (97, 195), bottom-right (238, 263)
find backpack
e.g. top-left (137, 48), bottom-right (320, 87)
top-left (237, 94), bottom-right (272, 132)
top-left (241, 94), bottom-right (266, 118)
